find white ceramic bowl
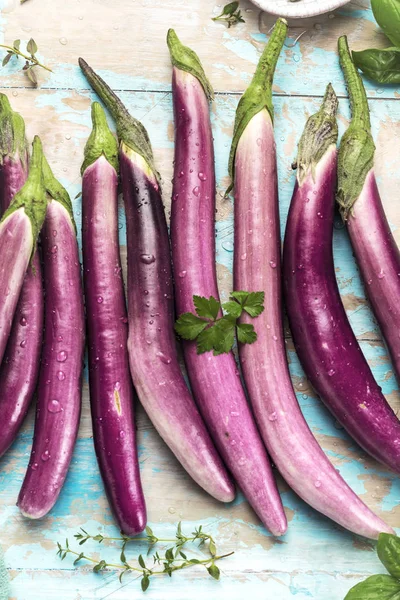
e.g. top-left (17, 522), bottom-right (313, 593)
top-left (250, 0), bottom-right (351, 18)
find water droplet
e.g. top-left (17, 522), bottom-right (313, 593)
top-left (57, 371), bottom-right (65, 381)
top-left (302, 394), bottom-right (308, 400)
top-left (240, 252), bottom-right (247, 261)
top-left (314, 480), bottom-right (322, 488)
top-left (178, 170), bottom-right (184, 178)
top-left (198, 172), bottom-right (207, 181)
top-left (59, 37), bottom-right (68, 45)
top-left (157, 351), bottom-right (171, 364)
top-left (51, 245), bottom-right (58, 254)
top-left (192, 186), bottom-right (200, 196)
top-left (113, 24), bottom-right (119, 30)
top-left (256, 138), bottom-right (262, 147)
top-left (57, 335), bottom-right (63, 342)
top-left (328, 368), bottom-right (335, 377)
top-left (57, 350), bottom-right (68, 362)
top-left (20, 340), bottom-right (27, 348)
top-left (269, 412), bottom-right (277, 422)
top-left (293, 55), bottom-right (300, 63)
top-left (314, 23), bottom-right (322, 31)
top-left (230, 411), bottom-right (240, 417)
top-left (20, 317), bottom-right (27, 326)
top-left (376, 88), bottom-right (383, 95)
top-left (140, 254), bottom-right (155, 264)
top-left (115, 381), bottom-right (121, 391)
top-left (378, 269), bottom-right (385, 279)
top-left (65, 134), bottom-right (71, 140)
top-left (238, 457), bottom-right (246, 466)
top-left (273, 335), bottom-right (278, 341)
top-left (222, 240), bottom-right (234, 252)
top-left (269, 260), bottom-right (277, 268)
top-left (168, 506), bottom-right (176, 514)
top-left (48, 399), bottom-right (62, 413)
top-left (178, 270), bottom-right (187, 278)
top-left (114, 266), bottom-right (122, 275)
top-left (97, 296), bottom-right (103, 303)
top-left (31, 462), bottom-right (38, 470)
top-left (12, 91), bottom-right (18, 97)
top-left (120, 430), bottom-right (125, 438)
top-left (41, 450), bottom-right (50, 462)
top-left (78, 15), bottom-right (83, 20)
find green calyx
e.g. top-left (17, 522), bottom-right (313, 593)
top-left (167, 29), bottom-right (214, 101)
top-left (81, 102), bottom-right (119, 174)
top-left (42, 152), bottom-right (76, 231)
top-left (294, 84), bottom-right (338, 185)
top-left (0, 93), bottom-right (28, 168)
top-left (337, 35), bottom-right (376, 220)
top-left (78, 57), bottom-right (160, 185)
top-left (227, 17), bottom-right (288, 194)
top-left (2, 136), bottom-right (46, 244)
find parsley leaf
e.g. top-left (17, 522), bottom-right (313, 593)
top-left (236, 323), bottom-right (257, 344)
top-left (232, 290), bottom-right (265, 317)
top-left (213, 318), bottom-right (236, 355)
top-left (196, 325), bottom-right (220, 354)
top-left (193, 295), bottom-right (220, 320)
top-left (222, 300), bottom-right (242, 319)
top-left (175, 313), bottom-right (208, 340)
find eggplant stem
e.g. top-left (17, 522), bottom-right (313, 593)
top-left (338, 36), bottom-right (371, 132)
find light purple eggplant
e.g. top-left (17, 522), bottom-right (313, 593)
top-left (0, 136), bottom-right (46, 369)
top-left (79, 57), bottom-right (234, 503)
top-left (232, 76), bottom-right (392, 539)
top-left (18, 157), bottom-right (85, 519)
top-left (82, 102), bottom-right (146, 535)
top-left (0, 95), bottom-right (44, 458)
top-left (283, 73), bottom-right (400, 475)
top-left (338, 36), bottom-right (400, 384)
top-left (167, 28), bottom-right (286, 536)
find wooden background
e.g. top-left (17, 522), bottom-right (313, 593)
top-left (0, 0), bottom-right (399, 598)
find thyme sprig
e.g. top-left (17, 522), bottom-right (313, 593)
top-left (212, 2), bottom-right (245, 28)
top-left (57, 523), bottom-right (233, 592)
top-left (0, 38), bottom-right (52, 86)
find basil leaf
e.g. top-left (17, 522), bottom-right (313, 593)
top-left (372, 0), bottom-right (400, 47)
top-left (353, 47), bottom-right (400, 84)
top-left (378, 533), bottom-right (400, 578)
top-left (345, 574), bottom-right (400, 600)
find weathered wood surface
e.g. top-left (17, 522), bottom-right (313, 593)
top-left (0, 0), bottom-right (399, 598)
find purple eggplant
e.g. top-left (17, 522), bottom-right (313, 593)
top-left (168, 28), bottom-right (286, 535)
top-left (338, 36), bottom-right (400, 385)
top-left (232, 72), bottom-right (392, 539)
top-left (0, 95), bottom-right (44, 458)
top-left (82, 102), bottom-right (146, 535)
top-left (283, 77), bottom-right (400, 475)
top-left (18, 157), bottom-right (85, 519)
top-left (0, 136), bottom-right (46, 368)
top-left (79, 57), bottom-right (234, 503)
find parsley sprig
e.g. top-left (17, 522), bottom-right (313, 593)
top-left (175, 291), bottom-right (264, 356)
top-left (212, 2), bottom-right (245, 28)
top-left (0, 38), bottom-right (52, 86)
top-left (57, 522), bottom-right (233, 592)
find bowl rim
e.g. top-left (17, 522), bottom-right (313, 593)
top-left (249, 0), bottom-right (350, 18)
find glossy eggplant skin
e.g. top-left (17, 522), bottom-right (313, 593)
top-left (234, 106), bottom-right (392, 540)
top-left (283, 149), bottom-right (400, 475)
top-left (170, 65), bottom-right (286, 535)
top-left (348, 171), bottom-right (400, 381)
top-left (82, 153), bottom-right (146, 535)
top-left (121, 146), bottom-right (234, 503)
top-left (0, 155), bottom-right (43, 459)
top-left (18, 193), bottom-right (85, 519)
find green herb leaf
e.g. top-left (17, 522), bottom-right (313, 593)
top-left (371, 0), bottom-right (400, 47)
top-left (165, 548), bottom-right (174, 562)
top-left (207, 564), bottom-right (220, 580)
top-left (196, 324), bottom-right (220, 354)
top-left (221, 1), bottom-right (239, 15)
top-left (73, 552), bottom-right (85, 565)
top-left (141, 575), bottom-right (150, 592)
top-left (193, 295), bottom-right (220, 320)
top-left (26, 38), bottom-right (38, 56)
top-left (242, 291), bottom-right (265, 317)
top-left (236, 322), bottom-right (257, 344)
top-left (26, 66), bottom-right (38, 86)
top-left (212, 1), bottom-right (245, 28)
top-left (344, 574), bottom-right (400, 599)
top-left (213, 318), bottom-right (235, 355)
top-left (2, 53), bottom-right (12, 67)
top-left (209, 539), bottom-right (217, 557)
top-left (13, 40), bottom-right (20, 50)
top-left (93, 560), bottom-right (107, 573)
top-left (175, 312), bottom-right (208, 340)
top-left (145, 525), bottom-right (154, 537)
top-left (352, 47), bottom-right (400, 85)
top-left (377, 533), bottom-right (400, 579)
top-left (222, 300), bottom-right (242, 319)
top-left (138, 554), bottom-right (146, 569)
